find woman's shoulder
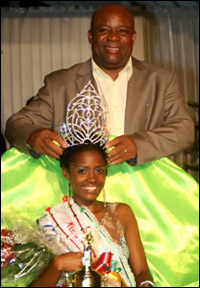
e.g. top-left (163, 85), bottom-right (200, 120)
top-left (106, 202), bottom-right (136, 233)
top-left (107, 202), bottom-right (135, 217)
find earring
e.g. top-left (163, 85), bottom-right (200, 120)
top-left (66, 181), bottom-right (70, 197)
top-left (62, 181), bottom-right (71, 204)
top-left (67, 181), bottom-right (71, 207)
top-left (103, 188), bottom-right (106, 208)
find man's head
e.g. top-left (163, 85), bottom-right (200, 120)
top-left (88, 5), bottom-right (136, 74)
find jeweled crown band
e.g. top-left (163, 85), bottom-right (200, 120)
top-left (60, 81), bottom-right (109, 147)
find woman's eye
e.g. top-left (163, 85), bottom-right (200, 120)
top-left (77, 169), bottom-right (86, 174)
top-left (96, 168), bottom-right (105, 174)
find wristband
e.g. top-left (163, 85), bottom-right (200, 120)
top-left (139, 280), bottom-right (155, 287)
top-left (26, 143), bottom-right (42, 159)
top-left (126, 157), bottom-right (137, 166)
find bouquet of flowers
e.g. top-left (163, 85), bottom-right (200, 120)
top-left (1, 225), bottom-right (54, 287)
top-left (1, 220), bottom-right (128, 287)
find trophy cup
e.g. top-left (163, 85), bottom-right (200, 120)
top-left (71, 227), bottom-right (102, 287)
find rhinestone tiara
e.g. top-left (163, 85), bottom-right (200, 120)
top-left (60, 81), bottom-right (109, 147)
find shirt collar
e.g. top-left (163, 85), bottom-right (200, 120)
top-left (92, 57), bottom-right (133, 81)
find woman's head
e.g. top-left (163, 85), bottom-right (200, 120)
top-left (60, 144), bottom-right (107, 206)
top-left (60, 143), bottom-right (107, 170)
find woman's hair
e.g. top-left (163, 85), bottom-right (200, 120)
top-left (60, 143), bottom-right (108, 170)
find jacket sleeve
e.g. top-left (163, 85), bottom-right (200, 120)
top-left (5, 75), bottom-right (54, 155)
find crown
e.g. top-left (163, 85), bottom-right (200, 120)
top-left (60, 81), bottom-right (109, 147)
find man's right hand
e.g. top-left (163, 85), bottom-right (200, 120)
top-left (27, 128), bottom-right (67, 159)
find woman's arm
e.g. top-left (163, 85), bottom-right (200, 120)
top-left (30, 252), bottom-right (83, 287)
top-left (117, 204), bottom-right (154, 287)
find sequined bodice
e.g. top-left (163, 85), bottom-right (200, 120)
top-left (99, 203), bottom-right (129, 259)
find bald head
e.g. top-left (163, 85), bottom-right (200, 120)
top-left (91, 4), bottom-right (135, 31)
top-left (88, 4), bottom-right (136, 78)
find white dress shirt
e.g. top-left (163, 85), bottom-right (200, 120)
top-left (92, 57), bottom-right (133, 136)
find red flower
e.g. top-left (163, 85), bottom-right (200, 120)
top-left (1, 229), bottom-right (16, 270)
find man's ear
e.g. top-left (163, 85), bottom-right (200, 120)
top-left (132, 31), bottom-right (137, 44)
top-left (88, 29), bottom-right (93, 44)
top-left (62, 166), bottom-right (70, 181)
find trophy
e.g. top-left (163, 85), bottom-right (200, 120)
top-left (71, 227), bottom-right (102, 287)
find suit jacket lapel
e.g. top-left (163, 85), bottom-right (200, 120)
top-left (75, 59), bottom-right (99, 93)
top-left (125, 57), bottom-right (150, 134)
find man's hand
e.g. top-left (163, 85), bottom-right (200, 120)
top-left (27, 128), bottom-right (67, 159)
top-left (105, 135), bottom-right (137, 165)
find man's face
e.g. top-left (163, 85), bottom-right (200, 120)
top-left (88, 6), bottom-right (136, 72)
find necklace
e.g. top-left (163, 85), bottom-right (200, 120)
top-left (45, 206), bottom-right (81, 250)
top-left (67, 197), bottom-right (97, 259)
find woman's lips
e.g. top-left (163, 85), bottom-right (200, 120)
top-left (82, 186), bottom-right (98, 192)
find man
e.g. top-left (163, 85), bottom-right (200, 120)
top-left (5, 4), bottom-right (194, 166)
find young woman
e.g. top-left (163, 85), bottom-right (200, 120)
top-left (30, 143), bottom-right (154, 287)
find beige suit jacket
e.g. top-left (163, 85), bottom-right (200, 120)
top-left (5, 57), bottom-right (194, 165)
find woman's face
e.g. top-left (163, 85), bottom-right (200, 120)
top-left (62, 149), bottom-right (106, 206)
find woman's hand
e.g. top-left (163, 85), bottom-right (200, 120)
top-left (53, 252), bottom-right (83, 272)
top-left (30, 252), bottom-right (83, 287)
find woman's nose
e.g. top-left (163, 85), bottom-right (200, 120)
top-left (87, 171), bottom-right (97, 182)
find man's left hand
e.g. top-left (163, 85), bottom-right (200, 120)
top-left (105, 135), bottom-right (137, 165)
